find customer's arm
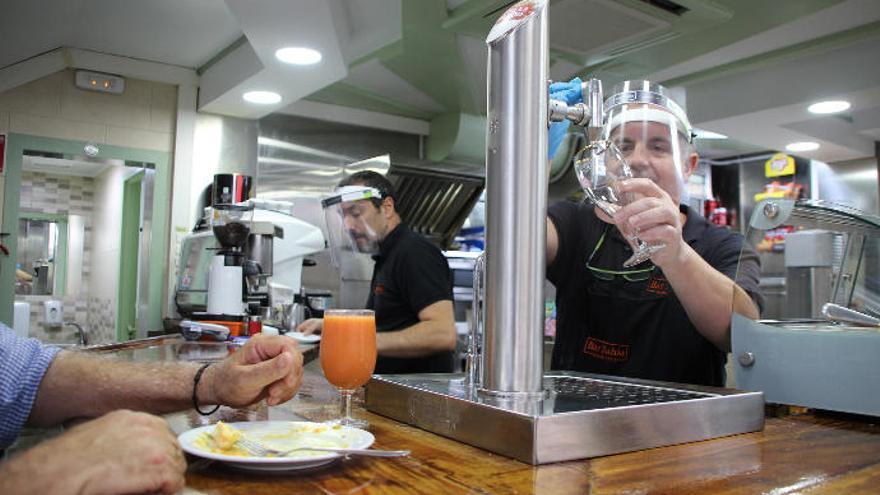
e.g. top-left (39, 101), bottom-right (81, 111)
top-left (27, 334), bottom-right (304, 427)
top-left (0, 410), bottom-right (186, 495)
top-left (376, 300), bottom-right (456, 357)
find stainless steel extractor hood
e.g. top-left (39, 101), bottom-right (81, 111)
top-left (387, 163), bottom-right (484, 249)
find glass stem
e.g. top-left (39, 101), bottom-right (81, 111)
top-left (341, 389), bottom-right (353, 421)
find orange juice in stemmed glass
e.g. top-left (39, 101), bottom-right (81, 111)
top-left (320, 309), bottom-right (377, 428)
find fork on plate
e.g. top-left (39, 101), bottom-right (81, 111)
top-left (236, 436), bottom-right (410, 458)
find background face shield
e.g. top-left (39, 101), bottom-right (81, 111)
top-left (321, 186), bottom-right (382, 267)
top-left (603, 81), bottom-right (694, 204)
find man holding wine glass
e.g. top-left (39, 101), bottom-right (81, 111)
top-left (300, 171), bottom-right (457, 374)
top-left (545, 79), bottom-right (763, 387)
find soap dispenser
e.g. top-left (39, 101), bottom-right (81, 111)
top-left (44, 300), bottom-right (63, 325)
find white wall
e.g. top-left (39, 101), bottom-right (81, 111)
top-left (0, 69), bottom-right (176, 152)
top-left (89, 166), bottom-right (125, 302)
top-left (811, 157), bottom-right (880, 215)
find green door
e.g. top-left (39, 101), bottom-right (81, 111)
top-left (117, 172), bottom-right (143, 342)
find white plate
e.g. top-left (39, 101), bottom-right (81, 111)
top-left (285, 331), bottom-right (321, 344)
top-left (178, 421), bottom-right (373, 472)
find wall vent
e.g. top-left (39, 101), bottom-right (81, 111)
top-left (605, 30), bottom-right (681, 57)
top-left (638, 0), bottom-right (689, 16)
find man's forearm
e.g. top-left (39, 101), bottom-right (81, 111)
top-left (376, 321), bottom-right (456, 358)
top-left (664, 244), bottom-right (759, 352)
top-left (27, 351), bottom-right (205, 427)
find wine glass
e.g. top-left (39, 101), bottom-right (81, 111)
top-left (574, 139), bottom-right (664, 268)
top-left (319, 309), bottom-right (377, 428)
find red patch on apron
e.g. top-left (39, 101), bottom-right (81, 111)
top-left (646, 273), bottom-right (670, 296)
top-left (583, 337), bottom-right (630, 362)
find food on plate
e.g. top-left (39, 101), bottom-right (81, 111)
top-left (193, 421), bottom-right (247, 456)
top-left (193, 421), bottom-right (353, 458)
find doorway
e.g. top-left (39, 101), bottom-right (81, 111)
top-left (0, 133), bottom-right (170, 342)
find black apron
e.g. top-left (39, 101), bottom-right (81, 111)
top-left (551, 225), bottom-right (725, 386)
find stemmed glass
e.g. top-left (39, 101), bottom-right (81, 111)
top-left (574, 139), bottom-right (664, 268)
top-left (319, 309), bottom-right (377, 429)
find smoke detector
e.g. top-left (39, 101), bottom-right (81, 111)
top-left (75, 70), bottom-right (125, 95)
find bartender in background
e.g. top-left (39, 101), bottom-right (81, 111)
top-left (298, 171), bottom-right (457, 373)
top-left (545, 78), bottom-right (762, 387)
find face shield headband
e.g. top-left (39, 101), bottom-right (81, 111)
top-left (601, 82), bottom-right (694, 203)
top-left (321, 186), bottom-right (384, 266)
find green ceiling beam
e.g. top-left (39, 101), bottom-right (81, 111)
top-left (306, 82), bottom-right (438, 121)
top-left (376, 0), bottom-right (479, 113)
top-left (443, 0), bottom-right (510, 35)
top-left (577, 0), bottom-right (843, 84)
top-left (662, 19), bottom-right (880, 87)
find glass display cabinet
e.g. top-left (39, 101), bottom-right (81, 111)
top-left (732, 199), bottom-right (880, 416)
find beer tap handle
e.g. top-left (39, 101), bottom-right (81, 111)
top-left (548, 98), bottom-right (590, 126)
top-left (548, 78), bottom-right (603, 133)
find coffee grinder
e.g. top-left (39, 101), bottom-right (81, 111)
top-left (206, 174), bottom-right (253, 316)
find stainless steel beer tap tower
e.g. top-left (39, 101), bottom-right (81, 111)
top-left (365, 0), bottom-right (764, 464)
top-left (481, 0), bottom-right (548, 399)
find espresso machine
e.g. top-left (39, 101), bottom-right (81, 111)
top-left (175, 174), bottom-right (325, 330)
top-left (366, 0), bottom-right (764, 464)
top-left (203, 173), bottom-right (254, 318)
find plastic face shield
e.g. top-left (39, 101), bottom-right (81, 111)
top-left (321, 186), bottom-right (383, 266)
top-left (602, 81), bottom-right (694, 203)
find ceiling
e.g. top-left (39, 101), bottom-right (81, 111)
top-left (1, 0), bottom-right (879, 163)
top-left (22, 155), bottom-right (115, 178)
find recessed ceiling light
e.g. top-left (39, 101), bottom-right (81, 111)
top-left (785, 141), bottom-right (820, 152)
top-left (807, 100), bottom-right (851, 114)
top-left (692, 128), bottom-right (727, 140)
top-left (275, 47), bottom-right (322, 65)
top-left (243, 91), bottom-right (281, 105)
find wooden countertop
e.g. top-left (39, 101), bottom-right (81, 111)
top-left (89, 337), bottom-right (880, 494)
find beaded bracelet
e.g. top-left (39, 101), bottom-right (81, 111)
top-left (192, 362), bottom-right (221, 416)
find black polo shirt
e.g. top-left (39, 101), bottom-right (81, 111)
top-left (547, 200), bottom-right (763, 386)
top-left (367, 223), bottom-right (454, 373)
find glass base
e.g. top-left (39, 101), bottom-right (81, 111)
top-left (325, 417), bottom-right (369, 429)
top-left (623, 243), bottom-right (664, 268)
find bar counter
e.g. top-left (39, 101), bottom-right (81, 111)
top-left (87, 337), bottom-right (880, 493)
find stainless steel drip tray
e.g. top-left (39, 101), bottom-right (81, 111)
top-left (365, 372), bottom-right (764, 465)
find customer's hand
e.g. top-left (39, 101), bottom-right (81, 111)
top-left (296, 317), bottom-right (323, 335)
top-left (0, 410), bottom-right (185, 494)
top-left (205, 333), bottom-right (303, 408)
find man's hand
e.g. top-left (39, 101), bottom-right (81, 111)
top-left (615, 178), bottom-right (687, 269)
top-left (550, 77), bottom-right (584, 105)
top-left (0, 410), bottom-right (185, 494)
top-left (204, 334), bottom-right (303, 408)
top-left (296, 318), bottom-right (323, 336)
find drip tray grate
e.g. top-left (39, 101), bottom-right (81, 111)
top-left (549, 375), bottom-right (712, 411)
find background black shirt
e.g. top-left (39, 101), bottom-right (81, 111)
top-left (547, 200), bottom-right (763, 386)
top-left (367, 223), bottom-right (454, 373)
